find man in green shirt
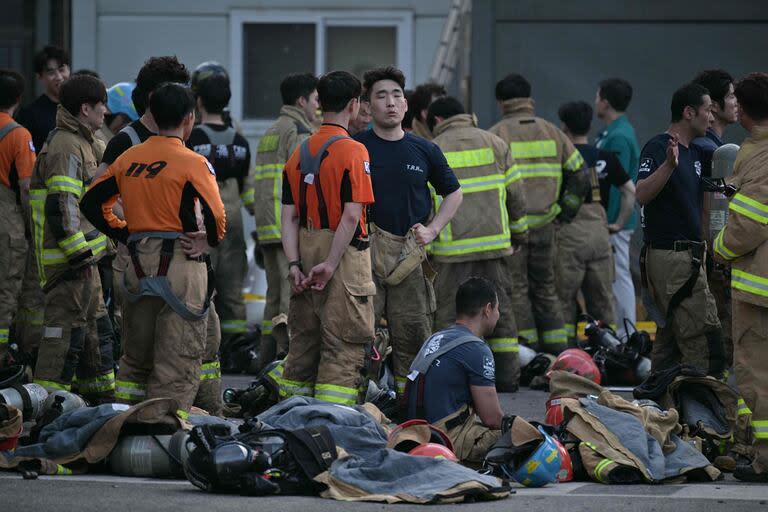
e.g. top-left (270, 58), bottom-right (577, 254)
top-left (595, 78), bottom-right (640, 338)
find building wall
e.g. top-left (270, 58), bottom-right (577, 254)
top-left (471, 0), bottom-right (768, 146)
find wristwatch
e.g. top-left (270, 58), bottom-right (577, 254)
top-left (288, 260), bottom-right (303, 272)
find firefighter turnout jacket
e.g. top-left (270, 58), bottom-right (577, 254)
top-left (248, 105), bottom-right (314, 244)
top-left (430, 113), bottom-right (527, 262)
top-left (30, 105), bottom-right (107, 291)
top-left (713, 125), bottom-right (768, 307)
top-left (489, 98), bottom-right (589, 227)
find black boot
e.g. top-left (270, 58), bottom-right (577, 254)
top-left (734, 464), bottom-right (768, 482)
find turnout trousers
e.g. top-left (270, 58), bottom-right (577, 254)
top-left (509, 223), bottom-right (567, 353)
top-left (433, 257), bottom-right (520, 392)
top-left (278, 229), bottom-right (375, 405)
top-left (370, 225), bottom-right (435, 396)
top-left (0, 185), bottom-right (27, 364)
top-left (34, 266), bottom-right (116, 402)
top-left (115, 239), bottom-right (208, 415)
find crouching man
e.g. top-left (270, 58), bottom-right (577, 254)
top-left (404, 277), bottom-right (505, 465)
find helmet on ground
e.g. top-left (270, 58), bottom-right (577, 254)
top-left (107, 82), bottom-right (139, 121)
top-left (547, 348), bottom-right (601, 385)
top-left (409, 442), bottom-right (458, 461)
top-left (553, 437), bottom-right (573, 482)
top-left (191, 61), bottom-right (229, 92)
top-left (511, 426), bottom-right (562, 487)
top-left (387, 419), bottom-right (454, 453)
top-left (545, 398), bottom-right (566, 426)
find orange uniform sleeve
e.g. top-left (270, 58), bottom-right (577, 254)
top-left (189, 158), bottom-right (227, 245)
top-left (12, 128), bottom-right (36, 180)
top-left (345, 142), bottom-right (375, 205)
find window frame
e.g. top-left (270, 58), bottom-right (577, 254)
top-left (229, 9), bottom-right (414, 137)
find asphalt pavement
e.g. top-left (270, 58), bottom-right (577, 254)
top-left (2, 375), bottom-right (768, 512)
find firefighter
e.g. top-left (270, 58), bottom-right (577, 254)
top-left (404, 277), bottom-right (505, 465)
top-left (354, 67), bottom-right (462, 397)
top-left (427, 96), bottom-right (527, 392)
top-left (712, 72), bottom-right (768, 482)
top-left (277, 70), bottom-right (375, 406)
top-left (636, 82), bottom-right (724, 377)
top-left (188, 65), bottom-right (251, 344)
top-left (408, 82), bottom-right (446, 140)
top-left (489, 73), bottom-right (589, 354)
top-left (81, 82), bottom-right (226, 416)
top-left (557, 101), bottom-right (635, 339)
top-left (246, 73), bottom-right (318, 356)
top-left (0, 70), bottom-right (36, 366)
top-left (30, 74), bottom-right (116, 403)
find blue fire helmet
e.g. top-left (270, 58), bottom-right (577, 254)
top-left (511, 426), bottom-right (562, 487)
top-left (107, 82), bottom-right (139, 121)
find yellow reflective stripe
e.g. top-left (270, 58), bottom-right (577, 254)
top-left (258, 134), bottom-right (279, 153)
top-left (43, 234), bottom-right (108, 265)
top-left (752, 419), bottom-right (768, 438)
top-left (276, 377), bottom-right (314, 398)
top-left (256, 224), bottom-right (281, 240)
top-left (45, 175), bottom-right (84, 196)
top-left (241, 188), bottom-right (255, 205)
top-left (505, 165), bottom-right (523, 185)
top-left (394, 376), bottom-right (407, 393)
top-left (314, 383), bottom-right (358, 405)
top-left (732, 269), bottom-right (768, 298)
top-left (541, 328), bottom-right (567, 345)
top-left (594, 458), bottom-right (613, 483)
top-left (58, 231), bottom-right (88, 256)
top-left (200, 361), bottom-right (221, 381)
top-left (252, 163), bottom-right (283, 180)
top-left (565, 323), bottom-right (576, 337)
top-left (713, 229), bottom-right (738, 261)
top-left (30, 189), bottom-right (47, 285)
top-left (89, 234), bottom-right (107, 256)
top-left (457, 173), bottom-right (506, 193)
top-left (730, 193), bottom-right (768, 225)
top-left (488, 337), bottom-right (519, 353)
top-left (528, 204), bottom-right (561, 229)
top-left (261, 319), bottom-right (273, 335)
top-left (519, 328), bottom-right (538, 343)
top-left (509, 215), bottom-right (528, 234)
top-left (0, 328), bottom-right (9, 344)
top-left (431, 232), bottom-right (512, 256)
top-left (516, 162), bottom-right (562, 178)
top-left (115, 380), bottom-right (146, 402)
top-left (221, 320), bottom-right (248, 334)
top-left (444, 147), bottom-right (495, 169)
top-left (56, 465), bottom-right (73, 475)
top-left (76, 371), bottom-right (116, 393)
top-left (34, 379), bottom-right (71, 391)
top-left (176, 409), bottom-right (189, 420)
top-left (564, 149), bottom-right (585, 172)
top-left (510, 140), bottom-right (557, 159)
top-left (738, 398), bottom-right (752, 416)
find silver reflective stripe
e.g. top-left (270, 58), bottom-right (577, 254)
top-left (67, 153), bottom-right (81, 178)
top-left (432, 235), bottom-right (510, 252)
top-left (0, 121), bottom-right (21, 142)
top-left (121, 125), bottom-right (141, 147)
top-left (732, 273), bottom-right (768, 293)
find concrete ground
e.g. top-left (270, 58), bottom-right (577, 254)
top-left (2, 375), bottom-right (768, 512)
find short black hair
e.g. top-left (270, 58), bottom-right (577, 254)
top-left (0, 69), bottom-right (25, 110)
top-left (402, 89), bottom-right (415, 129)
top-left (280, 73), bottom-right (318, 106)
top-left (427, 96), bottom-right (465, 131)
top-left (456, 277), bottom-right (498, 318)
top-left (133, 56), bottom-right (190, 116)
top-left (598, 78), bottom-right (633, 112)
top-left (33, 45), bottom-right (70, 75)
top-left (363, 66), bottom-right (406, 95)
top-left (410, 82), bottom-right (446, 119)
top-left (196, 74), bottom-right (231, 114)
top-left (149, 82), bottom-right (195, 130)
top-left (735, 72), bottom-right (768, 123)
top-left (495, 74), bottom-right (531, 101)
top-left (317, 71), bottom-right (361, 113)
top-left (72, 69), bottom-right (100, 79)
top-left (693, 69), bottom-right (733, 111)
top-left (59, 75), bottom-right (107, 117)
top-left (671, 82), bottom-right (709, 123)
top-left (558, 101), bottom-right (593, 136)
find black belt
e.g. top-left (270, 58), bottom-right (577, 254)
top-left (444, 406), bottom-right (471, 431)
top-left (350, 237), bottom-right (369, 251)
top-left (646, 240), bottom-right (703, 252)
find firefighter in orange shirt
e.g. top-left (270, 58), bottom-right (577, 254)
top-left (81, 83), bottom-right (226, 416)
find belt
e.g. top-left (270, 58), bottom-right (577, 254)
top-left (349, 237), bottom-right (370, 251)
top-left (444, 406), bottom-right (471, 431)
top-left (646, 240), bottom-right (703, 252)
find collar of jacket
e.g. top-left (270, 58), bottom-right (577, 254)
top-left (750, 124), bottom-right (768, 142)
top-left (55, 104), bottom-right (95, 142)
top-left (279, 105), bottom-right (313, 131)
top-left (411, 117), bottom-right (433, 139)
top-left (433, 113), bottom-right (477, 137)
top-left (501, 98), bottom-right (536, 117)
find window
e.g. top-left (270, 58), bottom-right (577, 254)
top-left (230, 10), bottom-right (413, 133)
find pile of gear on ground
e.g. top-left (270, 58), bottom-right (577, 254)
top-left (0, 318), bottom-right (741, 504)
